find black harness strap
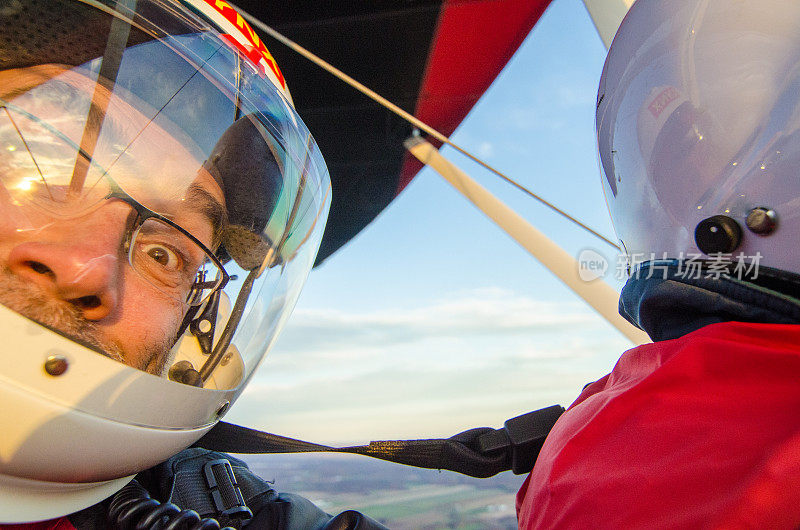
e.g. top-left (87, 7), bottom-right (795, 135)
top-left (195, 405), bottom-right (565, 478)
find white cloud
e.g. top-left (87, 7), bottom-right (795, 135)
top-left (225, 288), bottom-right (630, 443)
top-left (274, 288), bottom-right (596, 354)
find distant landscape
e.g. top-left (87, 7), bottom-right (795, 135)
top-left (238, 453), bottom-right (525, 529)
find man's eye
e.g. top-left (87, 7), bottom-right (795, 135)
top-left (140, 243), bottom-right (181, 271)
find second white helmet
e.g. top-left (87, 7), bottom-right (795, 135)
top-left (597, 0), bottom-right (800, 276)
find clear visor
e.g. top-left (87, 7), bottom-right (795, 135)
top-left (0, 0), bottom-right (330, 391)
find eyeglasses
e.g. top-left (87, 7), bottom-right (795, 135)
top-left (110, 187), bottom-right (229, 307)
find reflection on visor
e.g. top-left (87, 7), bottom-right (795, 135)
top-left (0, 99), bottom-right (118, 218)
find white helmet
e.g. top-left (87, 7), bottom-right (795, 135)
top-left (597, 0), bottom-right (800, 275)
top-left (0, 0), bottom-right (330, 522)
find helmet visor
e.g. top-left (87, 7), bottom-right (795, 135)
top-left (0, 0), bottom-right (330, 393)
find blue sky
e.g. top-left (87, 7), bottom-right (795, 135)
top-left (226, 0), bottom-right (633, 444)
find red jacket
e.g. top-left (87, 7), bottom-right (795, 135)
top-left (0, 522), bottom-right (73, 530)
top-left (517, 321), bottom-right (800, 529)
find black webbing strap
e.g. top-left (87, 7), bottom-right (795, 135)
top-left (195, 405), bottom-right (565, 478)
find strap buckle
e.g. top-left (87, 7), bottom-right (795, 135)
top-left (476, 405), bottom-right (565, 474)
top-left (203, 459), bottom-right (253, 523)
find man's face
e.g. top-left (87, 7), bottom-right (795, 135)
top-left (0, 66), bottom-right (227, 374)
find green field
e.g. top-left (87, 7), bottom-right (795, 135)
top-left (241, 453), bottom-right (523, 529)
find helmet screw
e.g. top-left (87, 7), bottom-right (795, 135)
top-left (695, 215), bottom-right (742, 255)
top-left (44, 355), bottom-right (68, 376)
top-left (745, 207), bottom-right (777, 235)
top-left (216, 401), bottom-right (230, 418)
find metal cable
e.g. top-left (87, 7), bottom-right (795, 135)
top-left (230, 2), bottom-right (620, 251)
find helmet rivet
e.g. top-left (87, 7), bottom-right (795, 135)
top-left (44, 355), bottom-right (68, 376)
top-left (745, 207), bottom-right (777, 235)
top-left (695, 215), bottom-right (742, 255)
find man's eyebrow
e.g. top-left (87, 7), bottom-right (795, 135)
top-left (185, 183), bottom-right (227, 248)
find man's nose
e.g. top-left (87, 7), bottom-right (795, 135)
top-left (7, 239), bottom-right (123, 321)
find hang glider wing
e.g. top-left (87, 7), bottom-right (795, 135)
top-left (233, 1), bottom-right (554, 264)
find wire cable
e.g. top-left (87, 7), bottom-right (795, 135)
top-left (229, 2), bottom-right (620, 251)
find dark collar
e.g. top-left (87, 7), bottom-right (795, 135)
top-left (620, 262), bottom-right (800, 342)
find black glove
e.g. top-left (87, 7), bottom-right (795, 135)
top-left (136, 447), bottom-right (388, 530)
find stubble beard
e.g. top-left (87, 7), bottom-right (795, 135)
top-left (0, 268), bottom-right (172, 374)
